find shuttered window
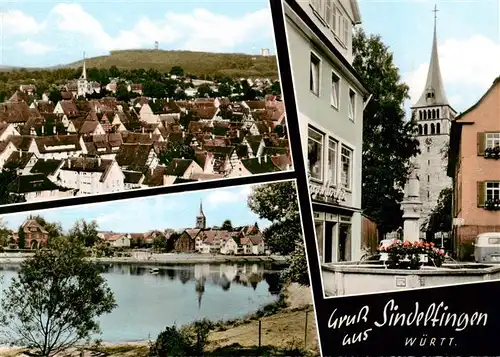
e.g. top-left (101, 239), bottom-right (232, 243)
top-left (477, 181), bottom-right (486, 207)
top-left (477, 132), bottom-right (486, 156)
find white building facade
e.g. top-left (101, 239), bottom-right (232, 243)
top-left (284, 0), bottom-right (370, 264)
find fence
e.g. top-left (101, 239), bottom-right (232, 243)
top-left (207, 307), bottom-right (318, 354)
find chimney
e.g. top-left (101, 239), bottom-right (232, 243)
top-left (19, 150), bottom-right (22, 157)
top-left (257, 156), bottom-right (261, 164)
top-left (142, 127), bottom-right (145, 134)
top-left (264, 155), bottom-right (267, 163)
top-left (67, 158), bottom-right (71, 169)
top-left (149, 132), bottom-right (152, 139)
top-left (41, 125), bottom-right (44, 135)
top-left (53, 126), bottom-right (56, 135)
top-left (97, 156), bottom-right (102, 166)
top-left (150, 166), bottom-right (154, 176)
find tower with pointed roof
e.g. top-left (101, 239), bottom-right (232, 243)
top-left (196, 200), bottom-right (206, 229)
top-left (411, 5), bottom-right (457, 238)
top-left (77, 52), bottom-right (91, 98)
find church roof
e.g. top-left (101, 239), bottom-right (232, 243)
top-left (413, 8), bottom-right (449, 108)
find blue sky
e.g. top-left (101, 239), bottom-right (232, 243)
top-left (0, 0), bottom-right (275, 67)
top-left (2, 0), bottom-right (498, 113)
top-left (0, 183), bottom-right (273, 233)
top-left (357, 0), bottom-right (499, 113)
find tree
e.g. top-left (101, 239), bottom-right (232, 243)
top-left (0, 238), bottom-right (116, 356)
top-left (158, 141), bottom-right (196, 166)
top-left (353, 29), bottom-right (420, 237)
top-left (153, 235), bottom-right (168, 252)
top-left (0, 169), bottom-right (27, 205)
top-left (17, 226), bottom-right (26, 250)
top-left (221, 220), bottom-right (233, 231)
top-left (196, 84), bottom-right (212, 98)
top-left (0, 218), bottom-right (11, 248)
top-left (115, 82), bottom-right (130, 102)
top-left (68, 219), bottom-right (100, 247)
top-left (170, 66), bottom-right (184, 77)
top-left (218, 82), bottom-right (232, 97)
top-left (47, 89), bottom-right (62, 104)
top-left (248, 181), bottom-right (309, 285)
top-left (424, 187), bottom-right (452, 239)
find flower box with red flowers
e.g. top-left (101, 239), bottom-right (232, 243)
top-left (484, 146), bottom-right (500, 160)
top-left (485, 198), bottom-right (500, 211)
top-left (377, 240), bottom-right (446, 269)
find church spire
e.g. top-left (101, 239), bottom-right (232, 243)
top-left (199, 200), bottom-right (205, 217)
top-left (80, 52), bottom-right (87, 81)
top-left (413, 4), bottom-right (449, 108)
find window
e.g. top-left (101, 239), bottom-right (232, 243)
top-left (310, 53), bottom-right (321, 96)
top-left (331, 72), bottom-right (340, 108)
top-left (486, 133), bottom-right (500, 149)
top-left (342, 17), bottom-right (349, 44)
top-left (486, 182), bottom-right (500, 201)
top-left (328, 139), bottom-right (337, 185)
top-left (340, 146), bottom-right (352, 190)
top-left (325, 0), bottom-right (332, 26)
top-left (310, 0), bottom-right (322, 14)
top-left (330, 5), bottom-right (337, 32)
top-left (308, 127), bottom-right (324, 181)
top-left (348, 89), bottom-right (355, 120)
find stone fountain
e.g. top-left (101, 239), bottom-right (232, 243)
top-left (320, 169), bottom-right (500, 297)
top-left (401, 169), bottom-right (423, 243)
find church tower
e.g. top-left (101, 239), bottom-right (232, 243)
top-left (411, 5), bottom-right (457, 238)
top-left (77, 52), bottom-right (90, 98)
top-left (196, 200), bottom-right (206, 229)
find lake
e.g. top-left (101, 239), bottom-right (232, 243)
top-left (0, 262), bottom-right (283, 342)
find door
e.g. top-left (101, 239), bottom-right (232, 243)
top-left (338, 223), bottom-right (351, 262)
top-left (324, 222), bottom-right (335, 263)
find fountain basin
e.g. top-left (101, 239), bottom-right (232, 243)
top-left (322, 261), bottom-right (500, 296)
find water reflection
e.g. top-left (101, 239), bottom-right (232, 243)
top-left (98, 263), bottom-right (283, 308)
top-left (0, 262), bottom-right (283, 342)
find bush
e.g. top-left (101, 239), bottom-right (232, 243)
top-left (150, 319), bottom-right (214, 357)
top-left (149, 325), bottom-right (192, 357)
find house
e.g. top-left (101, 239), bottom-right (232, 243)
top-left (139, 103), bottom-right (160, 124)
top-left (7, 173), bottom-right (75, 202)
top-left (99, 232), bottom-right (131, 248)
top-left (67, 120), bottom-right (106, 137)
top-left (29, 135), bottom-right (86, 160)
top-left (0, 141), bottom-right (18, 169)
top-left (0, 122), bottom-right (20, 141)
top-left (115, 143), bottom-right (158, 171)
top-left (57, 157), bottom-right (125, 195)
top-left (241, 234), bottom-right (265, 255)
top-left (16, 219), bottom-right (49, 249)
top-left (221, 236), bottom-right (239, 255)
top-left (29, 158), bottom-right (64, 182)
top-left (163, 159), bottom-right (204, 185)
top-left (447, 76), bottom-right (500, 260)
top-left (175, 229), bottom-right (201, 252)
top-left (3, 151), bottom-right (37, 175)
top-left (285, 0), bottom-right (370, 264)
top-left (231, 156), bottom-right (281, 177)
